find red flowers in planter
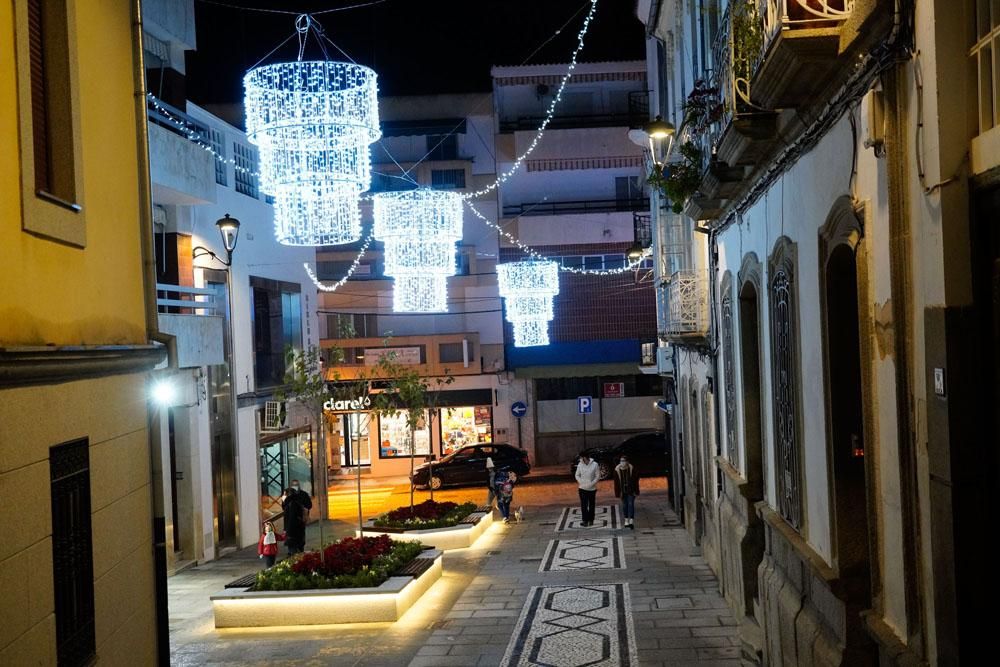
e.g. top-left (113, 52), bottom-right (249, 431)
top-left (289, 535), bottom-right (394, 577)
top-left (384, 500), bottom-right (458, 523)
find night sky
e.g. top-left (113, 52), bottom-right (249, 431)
top-left (185, 0), bottom-right (645, 104)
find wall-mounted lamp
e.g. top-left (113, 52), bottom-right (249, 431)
top-left (644, 116), bottom-right (676, 165)
top-left (193, 214), bottom-right (241, 266)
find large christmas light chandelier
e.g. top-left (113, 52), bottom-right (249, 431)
top-left (497, 260), bottom-right (560, 347)
top-left (373, 190), bottom-right (464, 312)
top-left (244, 58), bottom-right (380, 246)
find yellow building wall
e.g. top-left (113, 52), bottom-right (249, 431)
top-left (0, 0), bottom-right (147, 347)
top-left (0, 373), bottom-right (158, 666)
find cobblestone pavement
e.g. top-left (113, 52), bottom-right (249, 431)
top-left (169, 479), bottom-right (737, 666)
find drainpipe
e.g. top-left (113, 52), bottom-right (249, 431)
top-left (131, 2), bottom-right (171, 664)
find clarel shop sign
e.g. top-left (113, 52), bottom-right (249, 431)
top-left (323, 396), bottom-right (372, 412)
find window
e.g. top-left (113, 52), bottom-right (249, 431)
top-left (431, 168), bottom-right (466, 189)
top-left (769, 239), bottom-right (803, 529)
top-left (50, 439), bottom-right (96, 667)
top-left (439, 341), bottom-right (465, 363)
top-left (440, 406), bottom-right (493, 455)
top-left (28, 0), bottom-right (75, 203)
top-left (370, 171), bottom-right (416, 192)
top-left (973, 0), bottom-right (1000, 133)
top-left (584, 255), bottom-right (604, 271)
top-left (327, 313), bottom-right (377, 338)
top-left (426, 134), bottom-right (458, 160)
top-left (456, 250), bottom-right (471, 276)
top-left (251, 277), bottom-right (302, 389)
top-left (721, 273), bottom-right (739, 467)
top-left (615, 176), bottom-right (643, 206)
top-left (561, 256), bottom-right (584, 270)
top-left (604, 254), bottom-right (626, 270)
top-left (259, 428), bottom-right (314, 520)
top-left (234, 142), bottom-right (259, 198)
top-left (378, 411), bottom-right (431, 458)
top-left (210, 129), bottom-right (227, 185)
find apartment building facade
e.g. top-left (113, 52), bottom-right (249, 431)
top-left (142, 0), bottom-right (319, 568)
top-left (639, 0), bottom-right (993, 664)
top-left (492, 61), bottom-right (667, 466)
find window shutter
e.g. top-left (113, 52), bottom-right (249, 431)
top-left (27, 0), bottom-right (50, 193)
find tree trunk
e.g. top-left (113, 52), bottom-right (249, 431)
top-left (357, 450), bottom-right (363, 537)
top-left (316, 411), bottom-right (327, 548)
top-left (410, 425), bottom-right (416, 511)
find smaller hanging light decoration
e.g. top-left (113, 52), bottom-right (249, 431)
top-left (373, 190), bottom-right (464, 312)
top-left (497, 260), bottom-right (560, 347)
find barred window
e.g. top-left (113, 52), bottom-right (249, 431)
top-left (721, 272), bottom-right (739, 468)
top-left (209, 129), bottom-right (227, 186)
top-left (769, 242), bottom-right (802, 529)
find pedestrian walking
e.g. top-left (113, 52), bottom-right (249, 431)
top-left (257, 521), bottom-right (285, 568)
top-left (485, 456), bottom-right (497, 507)
top-left (613, 455), bottom-right (640, 529)
top-left (280, 479), bottom-right (312, 555)
top-left (575, 453), bottom-right (599, 526)
top-left (494, 467), bottom-right (518, 524)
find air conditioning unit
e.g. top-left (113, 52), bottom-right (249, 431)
top-left (262, 401), bottom-right (287, 432)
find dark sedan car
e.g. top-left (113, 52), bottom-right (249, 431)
top-left (411, 443), bottom-right (530, 490)
top-left (570, 432), bottom-right (669, 481)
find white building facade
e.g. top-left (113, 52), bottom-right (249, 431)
top-left (639, 0), bottom-right (993, 665)
top-left (144, 0), bottom-right (319, 569)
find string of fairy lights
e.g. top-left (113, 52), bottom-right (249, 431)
top-left (155, 0), bottom-right (651, 345)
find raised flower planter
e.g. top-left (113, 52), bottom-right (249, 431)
top-left (359, 500), bottom-right (494, 551)
top-left (211, 535), bottom-right (443, 627)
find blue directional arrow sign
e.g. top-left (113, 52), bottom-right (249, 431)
top-left (511, 401), bottom-right (528, 418)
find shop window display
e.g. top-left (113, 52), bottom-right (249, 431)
top-left (378, 410), bottom-right (431, 458)
top-left (259, 429), bottom-right (314, 520)
top-left (440, 406), bottom-right (493, 456)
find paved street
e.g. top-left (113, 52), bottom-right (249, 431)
top-left (168, 478), bottom-right (736, 666)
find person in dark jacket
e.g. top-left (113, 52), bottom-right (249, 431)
top-left (494, 468), bottom-right (518, 524)
top-left (613, 456), bottom-right (640, 529)
top-left (280, 479), bottom-right (312, 554)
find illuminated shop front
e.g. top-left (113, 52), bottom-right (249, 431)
top-left (323, 388), bottom-right (496, 478)
top-left (439, 406), bottom-right (493, 456)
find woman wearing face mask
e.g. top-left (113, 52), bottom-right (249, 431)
top-left (613, 455), bottom-right (640, 529)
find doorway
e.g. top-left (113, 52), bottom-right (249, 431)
top-left (738, 273), bottom-right (766, 619)
top-left (336, 413), bottom-right (372, 468)
top-left (822, 241), bottom-right (876, 665)
top-left (205, 273), bottom-right (238, 549)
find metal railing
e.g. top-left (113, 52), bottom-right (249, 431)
top-left (499, 112), bottom-right (641, 133)
top-left (156, 283), bottom-right (218, 315)
top-left (502, 197), bottom-right (649, 217)
top-left (758, 0), bottom-right (854, 62)
top-left (664, 270), bottom-right (710, 338)
top-left (633, 212), bottom-right (652, 249)
top-left (147, 97), bottom-right (210, 144)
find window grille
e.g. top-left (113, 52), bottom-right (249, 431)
top-left (769, 259), bottom-right (802, 529)
top-left (430, 168), bottom-right (466, 189)
top-left (233, 142), bottom-right (259, 198)
top-left (50, 439), bottom-right (96, 667)
top-left (722, 275), bottom-right (739, 467)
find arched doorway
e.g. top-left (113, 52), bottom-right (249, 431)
top-left (738, 255), bottom-right (766, 623)
top-left (820, 200), bottom-right (877, 665)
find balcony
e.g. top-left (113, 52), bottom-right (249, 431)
top-left (502, 198), bottom-right (649, 217)
top-left (661, 270), bottom-right (710, 343)
top-left (321, 333), bottom-right (489, 381)
top-left (155, 284), bottom-right (224, 368)
top-left (633, 212), bottom-right (652, 250)
top-left (147, 98), bottom-right (216, 205)
top-left (750, 0), bottom-right (854, 110)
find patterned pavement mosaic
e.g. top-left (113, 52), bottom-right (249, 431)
top-left (500, 584), bottom-right (638, 667)
top-left (554, 504), bottom-right (621, 531)
top-left (539, 537), bottom-right (626, 572)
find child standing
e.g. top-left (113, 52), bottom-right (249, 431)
top-left (257, 521), bottom-right (285, 568)
top-left (494, 468), bottom-right (518, 524)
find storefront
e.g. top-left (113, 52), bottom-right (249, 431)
top-left (323, 388), bottom-right (496, 479)
top-left (258, 426), bottom-right (314, 522)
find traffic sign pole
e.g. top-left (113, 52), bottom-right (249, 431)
top-left (583, 412), bottom-right (587, 450)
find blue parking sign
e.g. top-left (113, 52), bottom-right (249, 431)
top-left (577, 396), bottom-right (593, 414)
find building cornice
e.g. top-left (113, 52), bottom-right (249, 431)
top-left (0, 344), bottom-right (166, 388)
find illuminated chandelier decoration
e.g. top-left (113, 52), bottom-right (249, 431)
top-left (373, 190), bottom-right (464, 312)
top-left (497, 260), bottom-right (560, 347)
top-left (244, 57), bottom-right (380, 246)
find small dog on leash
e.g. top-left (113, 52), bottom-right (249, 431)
top-left (514, 506), bottom-right (524, 523)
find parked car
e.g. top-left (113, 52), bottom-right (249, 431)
top-left (411, 443), bottom-right (530, 490)
top-left (569, 432), bottom-right (669, 481)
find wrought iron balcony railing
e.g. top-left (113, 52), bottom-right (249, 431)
top-left (759, 0), bottom-right (855, 51)
top-left (633, 212), bottom-right (652, 249)
top-left (663, 270), bottom-right (710, 340)
top-left (502, 197), bottom-right (649, 217)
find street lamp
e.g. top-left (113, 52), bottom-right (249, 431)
top-left (644, 116), bottom-right (676, 165)
top-left (193, 214), bottom-right (241, 266)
